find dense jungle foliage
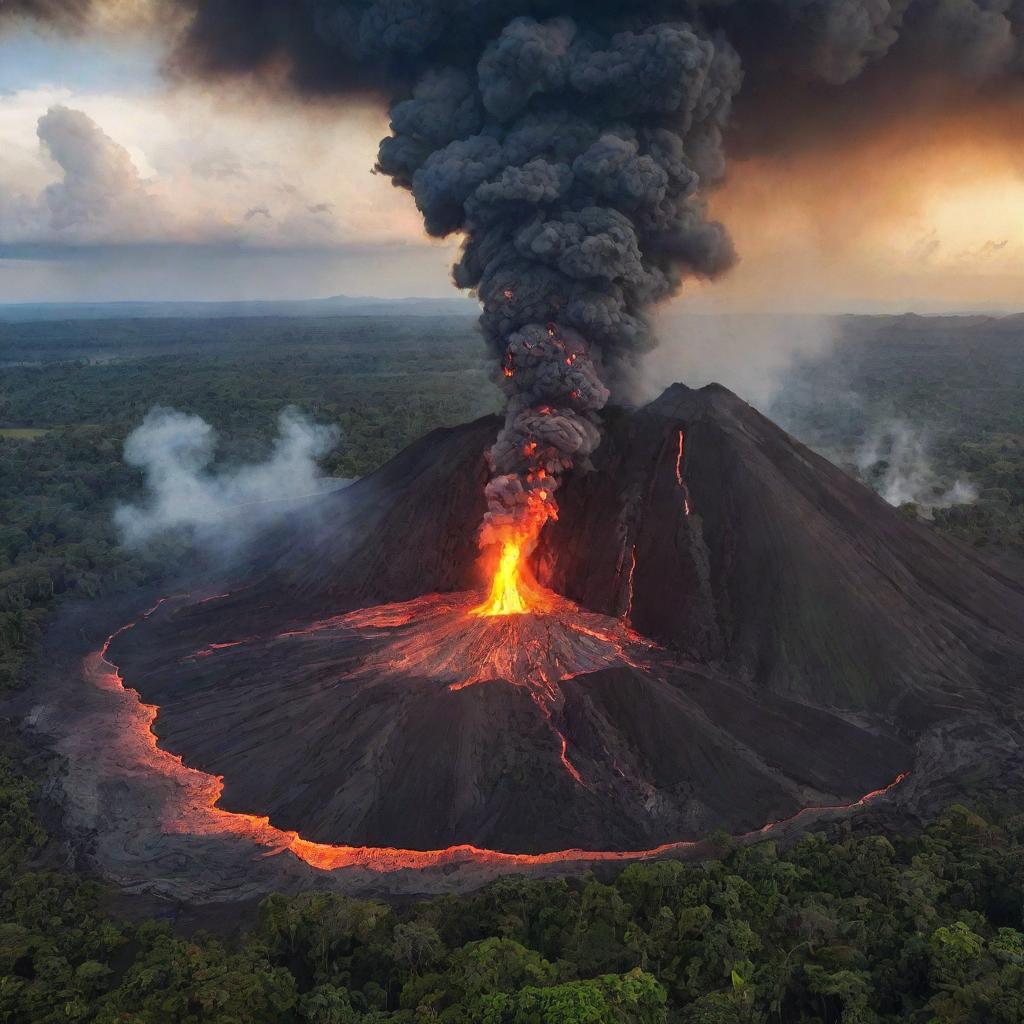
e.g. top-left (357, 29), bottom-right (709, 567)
top-left (0, 310), bottom-right (1022, 1022)
top-left (2, 762), bottom-right (1023, 1022)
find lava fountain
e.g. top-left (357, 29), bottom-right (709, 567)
top-left (471, 533), bottom-right (553, 618)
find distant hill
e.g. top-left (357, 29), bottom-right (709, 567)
top-left (0, 294), bottom-right (478, 322)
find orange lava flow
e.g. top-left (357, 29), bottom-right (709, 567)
top-left (624, 544), bottom-right (638, 623)
top-left (675, 429), bottom-right (692, 516)
top-left (341, 590), bottom-right (652, 703)
top-left (86, 597), bottom-right (910, 876)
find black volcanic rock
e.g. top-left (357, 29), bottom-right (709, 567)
top-left (542, 384), bottom-right (1024, 719)
top-left (107, 384), bottom-right (1024, 855)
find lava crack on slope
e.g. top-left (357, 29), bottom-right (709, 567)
top-left (195, 589), bottom-right (659, 787)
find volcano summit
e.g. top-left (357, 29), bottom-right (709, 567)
top-left (85, 383), bottom-right (1023, 887)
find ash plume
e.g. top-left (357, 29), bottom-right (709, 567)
top-left (12, 0), bottom-right (1024, 551)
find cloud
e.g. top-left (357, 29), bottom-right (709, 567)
top-left (908, 230), bottom-right (942, 265)
top-left (0, 87), bottom-right (429, 253)
top-left (114, 406), bottom-right (345, 550)
top-left (36, 104), bottom-right (163, 238)
top-left (0, 103), bottom-right (175, 244)
top-left (0, 101), bottom-right (340, 248)
top-left (190, 149), bottom-right (246, 181)
top-left (981, 239), bottom-right (1009, 255)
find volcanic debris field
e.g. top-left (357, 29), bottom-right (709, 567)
top-left (33, 383), bottom-right (1024, 899)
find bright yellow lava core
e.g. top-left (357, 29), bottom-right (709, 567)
top-left (472, 540), bottom-right (530, 617)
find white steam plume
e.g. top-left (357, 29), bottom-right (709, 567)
top-left (115, 406), bottom-right (344, 548)
top-left (642, 312), bottom-right (837, 410)
top-left (856, 420), bottom-right (977, 511)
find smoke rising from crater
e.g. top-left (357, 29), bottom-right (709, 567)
top-left (11, 0), bottom-right (1023, 546)
top-left (360, 12), bottom-right (744, 548)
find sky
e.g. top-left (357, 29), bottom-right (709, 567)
top-left (0, 21), bottom-right (1021, 312)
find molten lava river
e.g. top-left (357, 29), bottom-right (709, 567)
top-left (79, 533), bottom-right (909, 881)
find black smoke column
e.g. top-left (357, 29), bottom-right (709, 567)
top-left (17, 0), bottom-right (1020, 557)
top-left (373, 11), bottom-right (740, 553)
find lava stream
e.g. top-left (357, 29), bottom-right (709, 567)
top-left (86, 595), bottom-right (910, 876)
top-left (675, 429), bottom-right (692, 516)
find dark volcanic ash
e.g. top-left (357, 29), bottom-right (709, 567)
top-left (367, 13), bottom-right (742, 551)
top-left (9, 0), bottom-right (1023, 551)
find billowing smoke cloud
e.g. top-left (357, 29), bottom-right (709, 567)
top-left (351, 13), bottom-right (740, 551)
top-left (115, 407), bottom-right (344, 549)
top-left (400, 22), bottom-right (740, 547)
top-left (14, 0), bottom-right (1022, 549)
top-left (856, 420), bottom-right (978, 510)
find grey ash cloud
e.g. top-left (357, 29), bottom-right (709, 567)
top-left (11, 0), bottom-right (1022, 544)
top-left (365, 10), bottom-right (741, 540)
top-left (150, 0), bottom-right (1024, 546)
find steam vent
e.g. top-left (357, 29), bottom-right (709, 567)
top-left (101, 384), bottom-right (1024, 882)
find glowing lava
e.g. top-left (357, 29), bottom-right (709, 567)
top-left (471, 535), bottom-right (553, 617)
top-left (86, 594), bottom-right (911, 877)
top-left (675, 429), bottom-right (692, 516)
top-left (339, 589), bottom-right (653, 704)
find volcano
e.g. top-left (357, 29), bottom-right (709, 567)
top-left (102, 384), bottom-right (1024, 867)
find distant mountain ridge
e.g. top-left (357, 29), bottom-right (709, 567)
top-left (0, 294), bottom-right (478, 323)
top-left (5, 297), bottom-right (1023, 326)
